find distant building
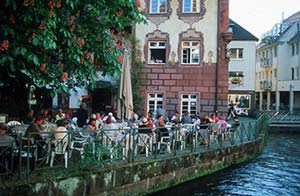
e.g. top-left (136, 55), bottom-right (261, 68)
top-left (228, 19), bottom-right (258, 116)
top-left (256, 11), bottom-right (300, 112)
top-left (134, 0), bottom-right (232, 118)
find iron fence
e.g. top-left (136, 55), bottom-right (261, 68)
top-left (0, 118), bottom-right (267, 180)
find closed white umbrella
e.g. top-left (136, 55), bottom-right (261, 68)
top-left (117, 49), bottom-right (133, 120)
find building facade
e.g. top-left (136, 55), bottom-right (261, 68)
top-left (256, 11), bottom-right (300, 112)
top-left (228, 19), bottom-right (258, 116)
top-left (134, 0), bottom-right (232, 119)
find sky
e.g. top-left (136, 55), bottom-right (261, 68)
top-left (229, 0), bottom-right (300, 40)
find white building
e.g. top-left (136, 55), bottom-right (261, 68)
top-left (256, 11), bottom-right (300, 112)
top-left (228, 19), bottom-right (258, 116)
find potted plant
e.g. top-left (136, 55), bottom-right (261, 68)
top-left (230, 77), bottom-right (241, 84)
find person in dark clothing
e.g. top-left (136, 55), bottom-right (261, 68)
top-left (75, 104), bottom-right (89, 127)
top-left (23, 109), bottom-right (35, 124)
top-left (0, 123), bottom-right (15, 174)
top-left (138, 118), bottom-right (152, 134)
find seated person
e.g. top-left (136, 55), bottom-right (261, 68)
top-left (231, 116), bottom-right (240, 131)
top-left (138, 118), bottom-right (152, 134)
top-left (54, 119), bottom-right (70, 140)
top-left (156, 115), bottom-right (169, 138)
top-left (25, 115), bottom-right (44, 140)
top-left (0, 123), bottom-right (15, 173)
top-left (25, 115), bottom-right (46, 160)
top-left (200, 114), bottom-right (210, 129)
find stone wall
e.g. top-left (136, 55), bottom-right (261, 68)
top-left (1, 136), bottom-right (264, 196)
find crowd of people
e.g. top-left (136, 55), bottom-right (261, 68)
top-left (0, 104), bottom-right (242, 173)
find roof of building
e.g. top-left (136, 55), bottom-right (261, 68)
top-left (229, 19), bottom-right (259, 41)
top-left (283, 11), bottom-right (300, 24)
top-left (289, 31), bottom-right (300, 43)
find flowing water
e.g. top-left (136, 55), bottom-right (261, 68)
top-left (149, 132), bottom-right (300, 196)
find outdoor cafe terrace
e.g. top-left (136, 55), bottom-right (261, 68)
top-left (0, 118), bottom-right (268, 181)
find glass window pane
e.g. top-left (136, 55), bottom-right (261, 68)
top-left (182, 41), bottom-right (190, 47)
top-left (151, 0), bottom-right (158, 13)
top-left (160, 0), bottom-right (166, 13)
top-left (230, 49), bottom-right (237, 59)
top-left (238, 49), bottom-right (243, 59)
top-left (183, 0), bottom-right (191, 12)
top-left (158, 42), bottom-right (166, 47)
top-left (192, 42), bottom-right (199, 46)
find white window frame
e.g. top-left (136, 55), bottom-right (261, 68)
top-left (182, 0), bottom-right (200, 13)
top-left (150, 0), bottom-right (167, 14)
top-left (147, 93), bottom-right (164, 117)
top-left (148, 41), bottom-right (166, 64)
top-left (181, 94), bottom-right (198, 117)
top-left (230, 48), bottom-right (243, 60)
top-left (181, 41), bottom-right (200, 64)
top-left (228, 94), bottom-right (251, 110)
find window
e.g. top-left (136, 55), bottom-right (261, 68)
top-left (181, 41), bottom-right (200, 64)
top-left (296, 43), bottom-right (299, 55)
top-left (181, 94), bottom-right (198, 117)
top-left (292, 44), bottom-right (295, 56)
top-left (229, 71), bottom-right (244, 85)
top-left (274, 46), bottom-right (277, 57)
top-left (228, 94), bottom-right (251, 109)
top-left (149, 41), bottom-right (166, 64)
top-left (230, 48), bottom-right (243, 60)
top-left (295, 67), bottom-right (299, 79)
top-left (259, 72), bottom-right (261, 80)
top-left (150, 0), bottom-right (167, 14)
top-left (183, 0), bottom-right (200, 13)
top-left (148, 93), bottom-right (164, 117)
top-left (274, 69), bottom-right (277, 78)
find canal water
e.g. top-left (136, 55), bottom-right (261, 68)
top-left (150, 132), bottom-right (300, 196)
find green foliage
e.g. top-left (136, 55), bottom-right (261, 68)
top-left (0, 0), bottom-right (146, 94)
top-left (130, 38), bottom-right (146, 113)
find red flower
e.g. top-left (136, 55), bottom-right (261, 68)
top-left (143, 7), bottom-right (148, 13)
top-left (117, 10), bottom-right (123, 17)
top-left (117, 43), bottom-right (123, 50)
top-left (38, 21), bottom-right (45, 30)
top-left (61, 72), bottom-right (68, 81)
top-left (1, 40), bottom-right (9, 51)
top-left (77, 39), bottom-right (85, 47)
top-left (117, 56), bottom-right (123, 64)
top-left (48, 0), bottom-right (54, 9)
top-left (110, 29), bottom-right (115, 36)
top-left (40, 64), bottom-right (46, 72)
top-left (68, 16), bottom-right (75, 25)
top-left (135, 0), bottom-right (141, 7)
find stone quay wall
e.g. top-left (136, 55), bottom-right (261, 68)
top-left (2, 135), bottom-right (265, 196)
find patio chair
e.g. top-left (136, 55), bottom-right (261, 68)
top-left (50, 139), bottom-right (68, 168)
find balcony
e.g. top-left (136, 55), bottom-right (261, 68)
top-left (260, 80), bottom-right (272, 90)
top-left (260, 58), bottom-right (273, 68)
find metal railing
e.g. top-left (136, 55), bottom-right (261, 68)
top-left (0, 119), bottom-right (267, 179)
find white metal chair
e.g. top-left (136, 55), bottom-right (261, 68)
top-left (7, 121), bottom-right (22, 127)
top-left (50, 139), bottom-right (68, 168)
top-left (136, 134), bottom-right (152, 157)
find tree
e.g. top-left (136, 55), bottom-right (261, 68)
top-left (0, 0), bottom-right (146, 95)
